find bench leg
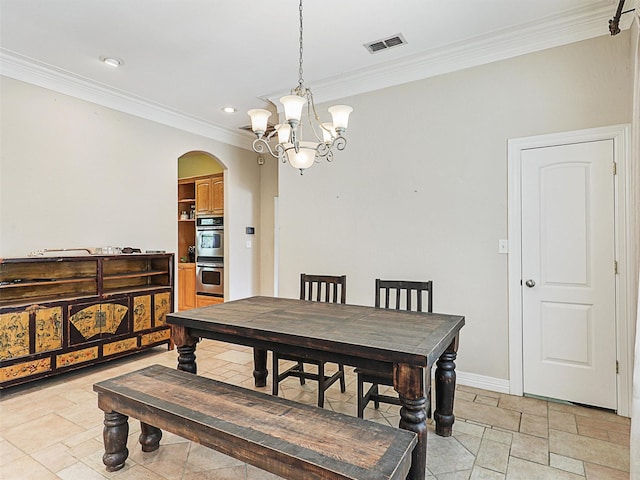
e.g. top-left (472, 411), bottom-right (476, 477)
top-left (102, 411), bottom-right (129, 472)
top-left (139, 422), bottom-right (162, 452)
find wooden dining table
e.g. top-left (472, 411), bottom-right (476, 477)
top-left (167, 296), bottom-right (465, 480)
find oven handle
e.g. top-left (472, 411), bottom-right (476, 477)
top-left (197, 263), bottom-right (224, 269)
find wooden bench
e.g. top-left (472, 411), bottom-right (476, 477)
top-left (93, 364), bottom-right (417, 480)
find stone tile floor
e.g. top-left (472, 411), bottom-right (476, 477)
top-left (0, 340), bottom-right (631, 479)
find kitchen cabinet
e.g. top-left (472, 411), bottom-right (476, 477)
top-left (195, 173), bottom-right (224, 216)
top-left (178, 263), bottom-right (196, 311)
top-left (0, 254), bottom-right (174, 388)
top-left (195, 294), bottom-right (224, 308)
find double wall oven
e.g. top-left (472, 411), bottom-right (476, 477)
top-left (196, 216), bottom-right (223, 297)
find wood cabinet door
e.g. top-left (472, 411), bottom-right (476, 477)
top-left (0, 310), bottom-right (30, 360)
top-left (132, 295), bottom-right (152, 332)
top-left (178, 265), bottom-right (196, 311)
top-left (195, 179), bottom-right (212, 215)
top-left (178, 267), bottom-right (186, 311)
top-left (212, 176), bottom-right (224, 215)
top-left (195, 294), bottom-right (223, 308)
top-left (68, 300), bottom-right (129, 346)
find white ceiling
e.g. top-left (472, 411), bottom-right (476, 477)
top-left (0, 0), bottom-right (629, 148)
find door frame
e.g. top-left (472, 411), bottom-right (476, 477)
top-left (507, 124), bottom-right (631, 416)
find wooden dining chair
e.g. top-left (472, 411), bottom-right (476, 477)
top-left (272, 274), bottom-right (347, 408)
top-left (356, 279), bottom-right (433, 418)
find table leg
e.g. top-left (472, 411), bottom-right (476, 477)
top-left (253, 348), bottom-right (268, 387)
top-left (434, 336), bottom-right (459, 437)
top-left (170, 325), bottom-right (199, 374)
top-left (395, 363), bottom-right (427, 480)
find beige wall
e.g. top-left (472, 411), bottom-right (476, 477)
top-left (0, 77), bottom-right (261, 300)
top-left (277, 32), bottom-right (633, 381)
top-left (259, 155), bottom-right (279, 296)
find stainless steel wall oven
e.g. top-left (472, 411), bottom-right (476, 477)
top-left (196, 216), bottom-right (223, 297)
top-left (196, 262), bottom-right (223, 297)
top-left (196, 216), bottom-right (223, 261)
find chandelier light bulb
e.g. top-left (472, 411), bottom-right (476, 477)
top-left (280, 95), bottom-right (307, 123)
top-left (276, 123), bottom-right (292, 144)
top-left (328, 105), bottom-right (353, 132)
top-left (287, 142), bottom-right (317, 171)
top-left (248, 109), bottom-right (271, 135)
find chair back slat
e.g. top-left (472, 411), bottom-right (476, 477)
top-left (375, 279), bottom-right (433, 312)
top-left (300, 274), bottom-right (347, 304)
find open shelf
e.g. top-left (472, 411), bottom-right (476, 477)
top-left (103, 269), bottom-right (168, 281)
top-left (102, 257), bottom-right (171, 293)
top-left (0, 259), bottom-right (99, 306)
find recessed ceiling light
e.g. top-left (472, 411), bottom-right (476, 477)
top-left (100, 56), bottom-right (123, 67)
top-left (222, 106), bottom-right (236, 113)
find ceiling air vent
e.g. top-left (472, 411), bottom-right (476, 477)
top-left (364, 33), bottom-right (407, 54)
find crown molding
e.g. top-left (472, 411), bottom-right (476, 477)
top-left (265, 3), bottom-right (632, 107)
top-left (0, 50), bottom-right (254, 151)
top-left (1, 3), bottom-right (630, 139)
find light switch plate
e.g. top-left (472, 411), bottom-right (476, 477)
top-left (498, 239), bottom-right (509, 254)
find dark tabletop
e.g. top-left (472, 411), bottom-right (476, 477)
top-left (167, 296), bottom-right (465, 368)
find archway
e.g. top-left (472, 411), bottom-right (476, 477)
top-left (177, 151), bottom-right (225, 310)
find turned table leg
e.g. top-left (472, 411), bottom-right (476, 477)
top-left (102, 411), bottom-right (129, 472)
top-left (434, 336), bottom-right (459, 437)
top-left (171, 325), bottom-right (199, 374)
top-left (395, 364), bottom-right (427, 480)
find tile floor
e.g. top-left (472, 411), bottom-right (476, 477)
top-left (0, 340), bottom-right (631, 480)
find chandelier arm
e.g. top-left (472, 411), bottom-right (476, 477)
top-left (333, 136), bottom-right (347, 151)
top-left (275, 143), bottom-right (288, 163)
top-left (316, 142), bottom-right (330, 158)
top-left (318, 146), bottom-right (334, 163)
top-left (252, 138), bottom-right (280, 159)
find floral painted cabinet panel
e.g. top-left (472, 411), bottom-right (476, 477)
top-left (0, 306), bottom-right (64, 361)
top-left (68, 300), bottom-right (129, 345)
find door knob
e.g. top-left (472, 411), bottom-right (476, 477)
top-left (525, 279), bottom-right (536, 288)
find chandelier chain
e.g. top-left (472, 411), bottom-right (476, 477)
top-left (298, 0), bottom-right (304, 90)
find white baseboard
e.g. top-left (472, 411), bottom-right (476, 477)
top-left (454, 370), bottom-right (511, 394)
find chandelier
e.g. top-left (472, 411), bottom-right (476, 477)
top-left (247, 0), bottom-right (353, 174)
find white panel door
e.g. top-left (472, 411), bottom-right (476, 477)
top-left (521, 140), bottom-right (616, 409)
